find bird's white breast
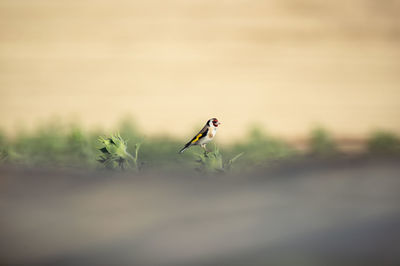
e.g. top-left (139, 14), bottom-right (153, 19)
top-left (199, 127), bottom-right (217, 145)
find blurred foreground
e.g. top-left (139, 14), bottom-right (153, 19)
top-left (1, 157), bottom-right (400, 265)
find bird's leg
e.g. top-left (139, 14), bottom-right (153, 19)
top-left (201, 144), bottom-right (209, 156)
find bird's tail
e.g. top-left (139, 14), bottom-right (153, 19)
top-left (179, 144), bottom-right (190, 153)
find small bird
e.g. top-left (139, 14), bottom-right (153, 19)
top-left (179, 118), bottom-right (221, 153)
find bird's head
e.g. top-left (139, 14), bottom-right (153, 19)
top-left (208, 118), bottom-right (221, 128)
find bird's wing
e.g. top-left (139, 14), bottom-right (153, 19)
top-left (188, 124), bottom-right (209, 144)
top-left (179, 124), bottom-right (209, 153)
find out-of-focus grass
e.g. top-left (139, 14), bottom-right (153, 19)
top-left (0, 122), bottom-right (99, 167)
top-left (367, 131), bottom-right (400, 155)
top-left (223, 127), bottom-right (296, 169)
top-left (0, 120), bottom-right (399, 171)
top-left (308, 127), bottom-right (339, 157)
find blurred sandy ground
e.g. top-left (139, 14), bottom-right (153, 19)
top-left (0, 0), bottom-right (399, 140)
top-left (1, 157), bottom-right (400, 265)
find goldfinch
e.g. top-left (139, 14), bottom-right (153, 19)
top-left (179, 118), bottom-right (221, 153)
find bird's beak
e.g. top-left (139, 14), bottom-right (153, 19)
top-left (218, 122), bottom-right (221, 125)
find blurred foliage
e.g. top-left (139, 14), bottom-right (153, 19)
top-left (4, 122), bottom-right (99, 167)
top-left (0, 120), bottom-right (399, 171)
top-left (308, 127), bottom-right (338, 157)
top-left (224, 127), bottom-right (296, 169)
top-left (367, 131), bottom-right (400, 155)
top-left (0, 129), bottom-right (8, 163)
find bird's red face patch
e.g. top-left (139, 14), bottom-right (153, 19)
top-left (212, 119), bottom-right (219, 127)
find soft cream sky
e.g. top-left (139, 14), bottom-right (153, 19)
top-left (1, 0), bottom-right (399, 140)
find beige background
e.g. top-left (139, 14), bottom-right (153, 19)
top-left (1, 0), bottom-right (399, 140)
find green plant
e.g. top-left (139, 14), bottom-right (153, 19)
top-left (225, 152), bottom-right (244, 171)
top-left (98, 133), bottom-right (140, 171)
top-left (367, 131), bottom-right (400, 155)
top-left (194, 145), bottom-right (243, 173)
